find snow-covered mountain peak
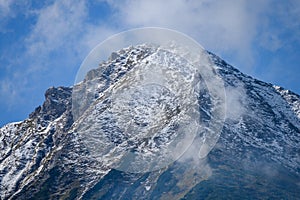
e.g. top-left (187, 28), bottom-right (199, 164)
top-left (0, 44), bottom-right (299, 199)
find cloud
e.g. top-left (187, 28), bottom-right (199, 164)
top-left (105, 0), bottom-right (271, 68)
top-left (0, 78), bottom-right (17, 105)
top-left (225, 84), bottom-right (247, 121)
top-left (257, 0), bottom-right (300, 52)
top-left (17, 0), bottom-right (116, 77)
top-left (0, 0), bottom-right (13, 17)
top-left (0, 0), bottom-right (87, 108)
top-left (103, 0), bottom-right (300, 81)
top-left (23, 0), bottom-right (119, 74)
top-left (0, 0), bottom-right (116, 119)
top-left (0, 0), bottom-right (16, 33)
top-left (3, 0), bottom-right (300, 95)
top-left (0, 0), bottom-right (32, 31)
top-left (1, 0), bottom-right (300, 125)
top-left (25, 0), bottom-right (87, 66)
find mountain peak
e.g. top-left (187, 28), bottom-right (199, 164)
top-left (1, 45), bottom-right (300, 199)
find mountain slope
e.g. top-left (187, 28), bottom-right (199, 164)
top-left (0, 45), bottom-right (299, 199)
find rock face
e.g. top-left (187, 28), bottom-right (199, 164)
top-left (0, 45), bottom-right (300, 199)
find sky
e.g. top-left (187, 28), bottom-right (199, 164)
top-left (0, 0), bottom-right (299, 127)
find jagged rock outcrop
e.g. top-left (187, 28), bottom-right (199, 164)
top-left (0, 45), bottom-right (299, 199)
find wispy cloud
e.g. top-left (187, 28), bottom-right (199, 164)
top-left (225, 84), bottom-right (247, 121)
top-left (3, 0), bottom-right (299, 94)
top-left (1, 0), bottom-right (300, 125)
top-left (105, 0), bottom-right (270, 68)
top-left (0, 0), bottom-right (116, 123)
top-left (25, 0), bottom-right (87, 69)
top-left (24, 0), bottom-right (117, 73)
top-left (0, 78), bottom-right (17, 105)
top-left (104, 0), bottom-right (300, 76)
top-left (0, 0), bottom-right (13, 17)
top-left (257, 0), bottom-right (300, 51)
top-left (0, 0), bottom-right (32, 30)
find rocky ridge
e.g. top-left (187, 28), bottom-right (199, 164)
top-left (0, 45), bottom-right (299, 199)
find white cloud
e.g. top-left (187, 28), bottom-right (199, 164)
top-left (225, 84), bottom-right (247, 121)
top-left (105, 0), bottom-right (271, 68)
top-left (0, 79), bottom-right (17, 104)
top-left (0, 0), bottom-right (13, 17)
top-left (5, 0), bottom-right (300, 92)
top-left (258, 0), bottom-right (300, 51)
top-left (103, 0), bottom-right (300, 80)
top-left (0, 0), bottom-right (32, 29)
top-left (2, 0), bottom-right (300, 124)
top-left (24, 0), bottom-right (117, 72)
top-left (25, 0), bottom-right (87, 62)
top-left (78, 25), bottom-right (117, 52)
top-left (0, 0), bottom-right (116, 110)
top-left (0, 0), bottom-right (15, 33)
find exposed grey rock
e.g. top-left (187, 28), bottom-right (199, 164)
top-left (0, 45), bottom-right (299, 200)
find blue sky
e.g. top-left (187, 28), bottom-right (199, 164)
top-left (0, 0), bottom-right (299, 126)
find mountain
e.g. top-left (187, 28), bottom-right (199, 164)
top-left (0, 44), bottom-right (300, 200)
